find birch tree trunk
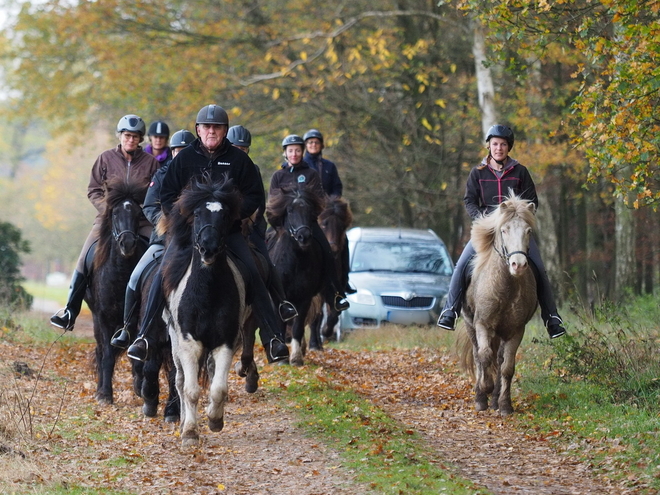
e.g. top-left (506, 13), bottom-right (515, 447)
top-left (472, 20), bottom-right (497, 138)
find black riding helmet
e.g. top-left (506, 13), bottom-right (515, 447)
top-left (227, 125), bottom-right (252, 147)
top-left (282, 134), bottom-right (304, 149)
top-left (303, 129), bottom-right (323, 143)
top-left (196, 105), bottom-right (229, 125)
top-left (148, 121), bottom-right (170, 138)
top-left (486, 124), bottom-right (514, 150)
top-left (169, 129), bottom-right (195, 149)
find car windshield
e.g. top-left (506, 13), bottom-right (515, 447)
top-left (351, 241), bottom-right (453, 275)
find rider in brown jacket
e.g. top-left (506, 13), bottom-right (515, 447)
top-left (50, 115), bottom-right (160, 331)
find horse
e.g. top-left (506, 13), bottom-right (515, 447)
top-left (266, 186), bottom-right (325, 366)
top-left (86, 179), bottom-right (148, 405)
top-left (130, 264), bottom-right (180, 422)
top-left (309, 196), bottom-right (353, 349)
top-left (159, 175), bottom-right (258, 446)
top-left (456, 194), bottom-right (538, 416)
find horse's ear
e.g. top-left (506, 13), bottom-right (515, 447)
top-left (499, 200), bottom-right (512, 213)
top-left (526, 202), bottom-right (537, 214)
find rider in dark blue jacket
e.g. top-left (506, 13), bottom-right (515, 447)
top-left (437, 125), bottom-right (566, 339)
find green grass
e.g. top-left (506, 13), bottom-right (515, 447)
top-left (270, 364), bottom-right (489, 494)
top-left (23, 280), bottom-right (70, 307)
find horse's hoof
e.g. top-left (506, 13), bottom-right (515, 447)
top-left (95, 394), bottom-right (113, 406)
top-left (290, 357), bottom-right (304, 367)
top-left (208, 417), bottom-right (224, 432)
top-left (308, 345), bottom-right (323, 352)
top-left (234, 361), bottom-right (247, 378)
top-left (245, 375), bottom-right (259, 394)
top-left (164, 414), bottom-right (180, 423)
top-left (475, 401), bottom-right (488, 412)
top-left (142, 403), bottom-right (158, 418)
top-left (181, 436), bottom-right (199, 448)
top-left (499, 406), bottom-right (514, 416)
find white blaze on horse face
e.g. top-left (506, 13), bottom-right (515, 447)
top-left (502, 219), bottom-right (530, 277)
top-left (206, 201), bottom-right (223, 212)
top-left (123, 200), bottom-right (132, 211)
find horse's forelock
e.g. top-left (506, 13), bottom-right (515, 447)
top-left (320, 197), bottom-right (353, 226)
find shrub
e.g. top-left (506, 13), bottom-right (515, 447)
top-left (0, 221), bottom-right (32, 309)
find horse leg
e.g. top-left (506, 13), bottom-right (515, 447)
top-left (490, 338), bottom-right (503, 411)
top-left (207, 345), bottom-right (234, 432)
top-left (237, 315), bottom-right (259, 394)
top-left (309, 310), bottom-right (323, 351)
top-left (289, 302), bottom-right (311, 366)
top-left (473, 323), bottom-right (495, 411)
top-left (163, 341), bottom-right (180, 423)
top-left (497, 333), bottom-right (524, 416)
top-left (96, 337), bottom-right (119, 405)
top-left (131, 359), bottom-right (145, 398)
top-left (323, 306), bottom-right (340, 341)
top-left (174, 337), bottom-right (203, 446)
top-left (140, 348), bottom-right (163, 418)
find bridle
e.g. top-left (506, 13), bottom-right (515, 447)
top-left (494, 230), bottom-right (529, 264)
top-left (112, 223), bottom-right (139, 244)
top-left (194, 223), bottom-right (222, 252)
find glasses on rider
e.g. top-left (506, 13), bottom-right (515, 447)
top-left (122, 132), bottom-right (142, 141)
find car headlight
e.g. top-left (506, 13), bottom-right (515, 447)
top-left (347, 289), bottom-right (376, 306)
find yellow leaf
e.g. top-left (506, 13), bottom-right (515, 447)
top-left (217, 483), bottom-right (226, 491)
top-left (272, 88), bottom-right (280, 100)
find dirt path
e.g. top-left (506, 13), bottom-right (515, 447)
top-left (2, 313), bottom-right (637, 494)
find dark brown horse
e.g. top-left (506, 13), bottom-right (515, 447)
top-left (86, 179), bottom-right (148, 405)
top-left (309, 195), bottom-right (353, 348)
top-left (267, 186), bottom-right (325, 366)
top-left (456, 194), bottom-right (538, 416)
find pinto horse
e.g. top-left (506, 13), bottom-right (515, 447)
top-left (309, 196), bottom-right (353, 348)
top-left (86, 179), bottom-right (148, 404)
top-left (456, 194), bottom-right (538, 416)
top-left (160, 175), bottom-right (258, 446)
top-left (267, 186), bottom-right (325, 366)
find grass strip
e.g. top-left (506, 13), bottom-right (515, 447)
top-left (268, 364), bottom-right (490, 495)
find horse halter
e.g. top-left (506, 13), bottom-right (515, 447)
top-left (194, 223), bottom-right (223, 253)
top-left (494, 230), bottom-right (529, 264)
top-left (112, 223), bottom-right (139, 244)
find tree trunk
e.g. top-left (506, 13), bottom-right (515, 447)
top-left (614, 191), bottom-right (636, 300)
top-left (471, 20), bottom-right (497, 138)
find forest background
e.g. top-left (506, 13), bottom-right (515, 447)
top-left (0, 0), bottom-right (658, 308)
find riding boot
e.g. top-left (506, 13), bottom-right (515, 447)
top-left (50, 271), bottom-right (87, 331)
top-left (110, 285), bottom-right (138, 349)
top-left (269, 270), bottom-right (298, 322)
top-left (127, 271), bottom-right (165, 362)
top-left (437, 242), bottom-right (475, 331)
top-left (529, 260), bottom-right (566, 339)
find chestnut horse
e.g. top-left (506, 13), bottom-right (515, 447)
top-left (456, 194), bottom-right (538, 416)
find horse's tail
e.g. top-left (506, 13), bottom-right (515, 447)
top-left (454, 324), bottom-right (475, 380)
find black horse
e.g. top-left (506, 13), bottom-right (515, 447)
top-left (309, 196), bottom-right (353, 349)
top-left (160, 175), bottom-right (258, 446)
top-left (267, 186), bottom-right (325, 366)
top-left (130, 264), bottom-right (180, 422)
top-left (86, 179), bottom-right (148, 405)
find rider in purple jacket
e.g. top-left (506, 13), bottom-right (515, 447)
top-left (437, 125), bottom-right (566, 339)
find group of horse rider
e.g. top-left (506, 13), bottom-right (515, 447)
top-left (50, 107), bottom-right (567, 365)
top-left (49, 105), bottom-right (353, 364)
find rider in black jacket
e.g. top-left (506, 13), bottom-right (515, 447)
top-left (437, 125), bottom-right (566, 339)
top-left (126, 105), bottom-right (290, 363)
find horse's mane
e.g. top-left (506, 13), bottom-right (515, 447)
top-left (319, 195), bottom-right (353, 227)
top-left (95, 178), bottom-right (148, 269)
top-left (266, 185), bottom-right (325, 228)
top-left (160, 173), bottom-right (242, 295)
top-left (471, 194), bottom-right (536, 258)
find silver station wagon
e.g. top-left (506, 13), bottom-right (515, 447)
top-left (340, 227), bottom-right (454, 331)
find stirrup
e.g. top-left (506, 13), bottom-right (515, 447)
top-left (334, 294), bottom-right (349, 312)
top-left (110, 327), bottom-right (131, 349)
top-left (127, 337), bottom-right (149, 362)
top-left (50, 308), bottom-right (75, 331)
top-left (278, 301), bottom-right (298, 322)
top-left (436, 308), bottom-right (457, 330)
top-left (268, 338), bottom-right (289, 362)
top-left (546, 315), bottom-right (566, 339)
